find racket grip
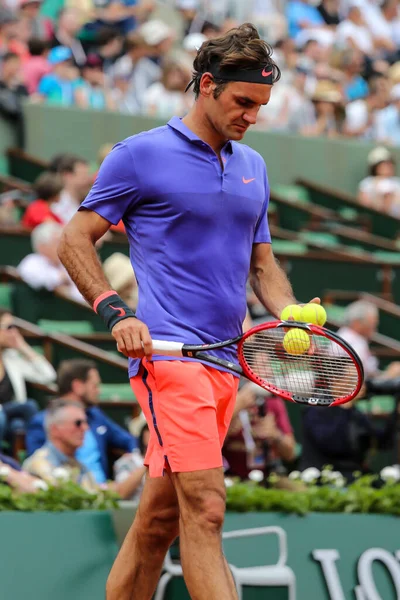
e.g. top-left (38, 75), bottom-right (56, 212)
top-left (152, 340), bottom-right (185, 357)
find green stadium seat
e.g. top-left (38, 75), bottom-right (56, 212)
top-left (100, 383), bottom-right (135, 402)
top-left (271, 184), bottom-right (310, 203)
top-left (338, 207), bottom-right (358, 221)
top-left (272, 240), bottom-right (308, 254)
top-left (372, 251), bottom-right (400, 264)
top-left (299, 231), bottom-right (339, 248)
top-left (38, 319), bottom-right (95, 335)
top-left (326, 304), bottom-right (345, 324)
top-left (0, 283), bottom-right (13, 310)
top-left (358, 395), bottom-right (395, 414)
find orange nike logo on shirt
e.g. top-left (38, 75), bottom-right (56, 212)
top-left (242, 177), bottom-right (255, 184)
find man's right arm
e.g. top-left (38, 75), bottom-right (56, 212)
top-left (58, 210), bottom-right (152, 359)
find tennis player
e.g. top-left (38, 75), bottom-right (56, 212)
top-left (58, 23), bottom-right (319, 600)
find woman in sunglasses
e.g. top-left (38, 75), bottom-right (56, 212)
top-left (0, 307), bottom-right (56, 452)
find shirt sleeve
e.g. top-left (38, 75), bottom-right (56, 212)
top-left (268, 397), bottom-right (293, 435)
top-left (80, 142), bottom-right (141, 225)
top-left (254, 168), bottom-right (271, 243)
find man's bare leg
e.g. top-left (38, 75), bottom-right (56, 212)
top-left (171, 467), bottom-right (238, 600)
top-left (106, 471), bottom-right (180, 600)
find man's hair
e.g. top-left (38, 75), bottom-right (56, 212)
top-left (44, 398), bottom-right (84, 433)
top-left (48, 153), bottom-right (88, 175)
top-left (190, 22), bottom-right (280, 99)
top-left (343, 301), bottom-right (378, 326)
top-left (57, 359), bottom-right (97, 396)
top-left (28, 38), bottom-right (49, 56)
top-left (31, 221), bottom-right (62, 253)
top-left (34, 171), bottom-right (64, 201)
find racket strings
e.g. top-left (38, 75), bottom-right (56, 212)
top-left (241, 329), bottom-right (359, 400)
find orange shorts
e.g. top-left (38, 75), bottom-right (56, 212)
top-left (130, 359), bottom-right (239, 477)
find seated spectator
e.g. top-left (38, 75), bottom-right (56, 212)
top-left (24, 399), bottom-right (98, 491)
top-left (22, 37), bottom-right (50, 94)
top-left (0, 306), bottom-right (55, 450)
top-left (300, 388), bottom-right (397, 481)
top-left (49, 154), bottom-right (92, 223)
top-left (338, 300), bottom-right (400, 379)
top-left (18, 222), bottom-right (84, 302)
top-left (0, 52), bottom-right (29, 145)
top-left (37, 46), bottom-right (80, 106)
top-left (92, 0), bottom-right (155, 36)
top-left (0, 451), bottom-right (45, 492)
top-left (0, 10), bottom-right (18, 60)
top-left (375, 84), bottom-right (400, 148)
top-left (223, 382), bottom-right (296, 480)
top-left (142, 58), bottom-right (192, 118)
top-left (113, 412), bottom-right (148, 504)
top-left (357, 146), bottom-right (400, 216)
top-left (95, 27), bottom-right (125, 77)
top-left (127, 19), bottom-right (175, 110)
top-left (26, 359), bottom-right (137, 483)
top-left (338, 48), bottom-right (368, 102)
top-left (74, 53), bottom-right (115, 110)
top-left (51, 8), bottom-right (86, 67)
top-left (335, 3), bottom-right (374, 56)
top-left (289, 80), bottom-right (344, 137)
top-left (286, 0), bottom-right (327, 40)
top-left (317, 0), bottom-right (340, 26)
top-left (343, 75), bottom-right (388, 139)
top-left (103, 252), bottom-right (138, 310)
top-left (18, 0), bottom-right (53, 41)
top-left (24, 399), bottom-right (146, 499)
top-left (21, 171), bottom-right (64, 229)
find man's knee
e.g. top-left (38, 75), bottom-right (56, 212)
top-left (180, 484), bottom-right (226, 534)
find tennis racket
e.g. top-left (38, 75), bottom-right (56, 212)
top-left (151, 321), bottom-right (364, 407)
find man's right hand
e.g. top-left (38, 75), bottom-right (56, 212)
top-left (112, 318), bottom-right (153, 360)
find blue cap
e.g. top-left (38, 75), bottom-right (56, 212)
top-left (48, 46), bottom-right (73, 65)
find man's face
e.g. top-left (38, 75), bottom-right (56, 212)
top-left (3, 56), bottom-right (21, 81)
top-left (52, 406), bottom-right (88, 449)
top-left (37, 230), bottom-right (62, 264)
top-left (201, 78), bottom-right (272, 141)
top-left (363, 313), bottom-right (379, 339)
top-left (0, 312), bottom-right (14, 349)
top-left (74, 368), bottom-right (101, 405)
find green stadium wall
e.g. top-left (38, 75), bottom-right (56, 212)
top-left (1, 509), bottom-right (400, 599)
top-left (22, 103), bottom-right (400, 195)
top-left (0, 117), bottom-right (18, 174)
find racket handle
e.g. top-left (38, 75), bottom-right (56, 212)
top-left (152, 340), bottom-right (184, 357)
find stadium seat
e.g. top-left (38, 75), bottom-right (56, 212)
top-left (99, 383), bottom-right (134, 402)
top-left (298, 231), bottom-right (339, 248)
top-left (326, 304), bottom-right (345, 324)
top-left (0, 283), bottom-right (13, 310)
top-left (38, 319), bottom-right (95, 335)
top-left (154, 527), bottom-right (296, 600)
top-left (271, 184), bottom-right (310, 203)
top-left (272, 240), bottom-right (308, 254)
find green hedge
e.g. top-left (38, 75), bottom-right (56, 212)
top-left (226, 474), bottom-right (400, 516)
top-left (0, 481), bottom-right (118, 512)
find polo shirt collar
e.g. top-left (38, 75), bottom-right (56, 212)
top-left (47, 441), bottom-right (73, 464)
top-left (167, 116), bottom-right (233, 153)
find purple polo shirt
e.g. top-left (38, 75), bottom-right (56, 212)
top-left (81, 116), bottom-right (271, 377)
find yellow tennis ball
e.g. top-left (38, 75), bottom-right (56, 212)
top-left (283, 329), bottom-right (310, 355)
top-left (280, 304), bottom-right (302, 321)
top-left (300, 304), bottom-right (327, 326)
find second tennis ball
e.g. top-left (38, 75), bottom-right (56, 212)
top-left (300, 303), bottom-right (327, 326)
top-left (283, 329), bottom-right (310, 355)
top-left (280, 304), bottom-right (302, 321)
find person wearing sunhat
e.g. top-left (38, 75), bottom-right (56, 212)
top-left (357, 146), bottom-right (400, 216)
top-left (289, 80), bottom-right (344, 136)
top-left (37, 45), bottom-right (80, 105)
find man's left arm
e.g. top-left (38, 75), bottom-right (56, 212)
top-left (250, 243), bottom-right (319, 317)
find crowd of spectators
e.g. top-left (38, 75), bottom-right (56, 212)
top-left (0, 1), bottom-right (400, 502)
top-left (0, 0), bottom-right (400, 143)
